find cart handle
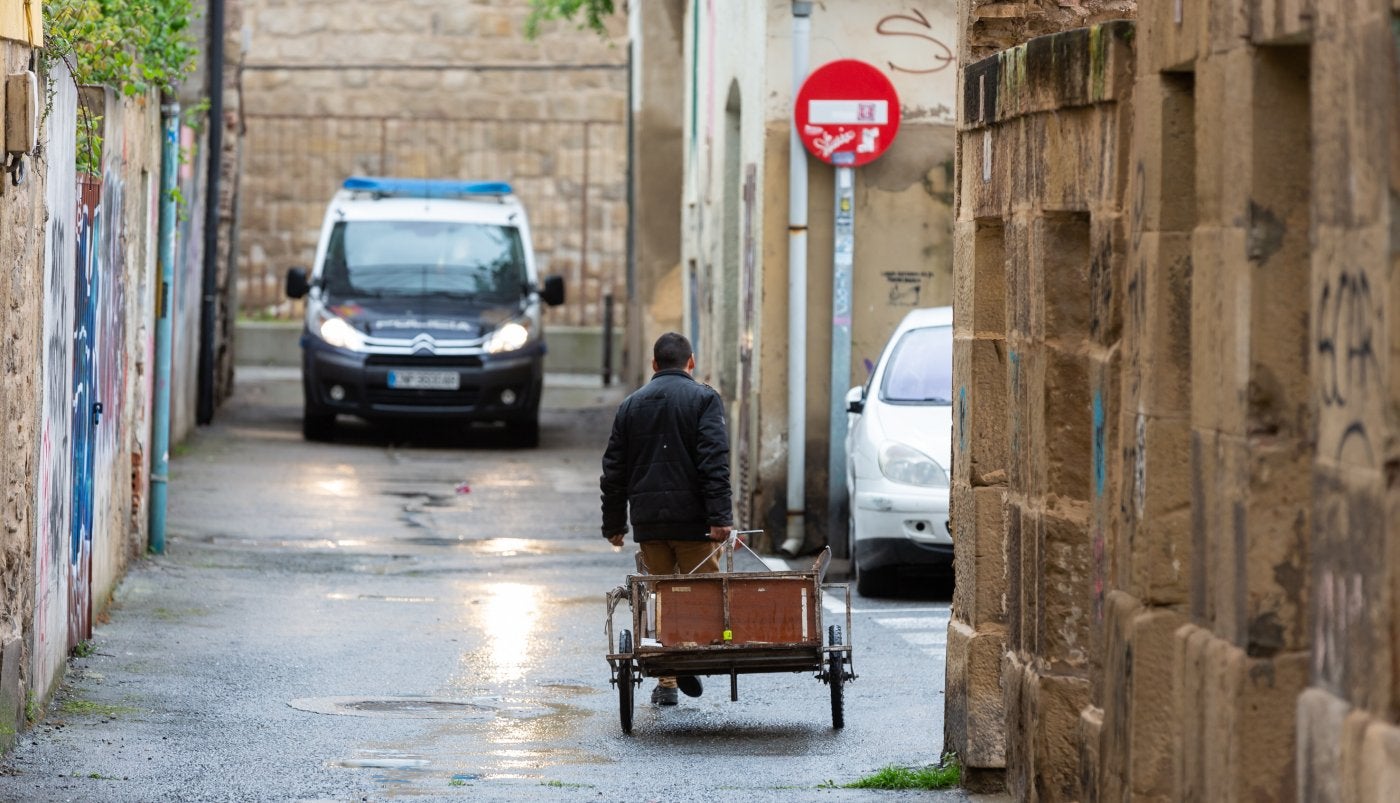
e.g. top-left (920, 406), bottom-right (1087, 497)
top-left (688, 530), bottom-right (767, 574)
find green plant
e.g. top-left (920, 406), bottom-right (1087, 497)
top-left (524, 0), bottom-right (615, 39)
top-left (844, 755), bottom-right (961, 791)
top-left (43, 0), bottom-right (197, 98)
top-left (24, 692), bottom-right (38, 724)
top-left (59, 699), bottom-right (138, 718)
top-left (40, 0), bottom-right (198, 174)
top-left (75, 108), bottom-right (103, 176)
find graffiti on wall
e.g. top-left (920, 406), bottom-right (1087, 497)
top-left (1315, 270), bottom-right (1382, 464)
top-left (35, 65), bottom-right (78, 688)
top-left (874, 10), bottom-right (954, 75)
top-left (1311, 263), bottom-right (1390, 701)
top-left (68, 182), bottom-right (100, 648)
top-left (881, 270), bottom-right (934, 306)
top-left (94, 113), bottom-right (129, 591)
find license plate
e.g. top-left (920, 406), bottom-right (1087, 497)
top-left (387, 370), bottom-right (460, 390)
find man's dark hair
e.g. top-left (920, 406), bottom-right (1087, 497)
top-left (653, 332), bottom-right (693, 370)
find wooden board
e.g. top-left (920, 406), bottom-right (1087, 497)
top-left (653, 575), bottom-right (819, 647)
top-left (729, 577), bottom-right (817, 644)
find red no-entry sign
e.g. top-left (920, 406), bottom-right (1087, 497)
top-left (794, 59), bottom-right (901, 167)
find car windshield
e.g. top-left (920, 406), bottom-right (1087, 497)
top-left (879, 324), bottom-right (953, 404)
top-left (321, 220), bottom-right (526, 300)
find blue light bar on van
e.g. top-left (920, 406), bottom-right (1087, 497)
top-left (342, 176), bottom-right (514, 198)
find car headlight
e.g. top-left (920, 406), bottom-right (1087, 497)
top-left (485, 319), bottom-right (534, 354)
top-left (315, 310), bottom-right (367, 352)
top-left (878, 442), bottom-right (948, 487)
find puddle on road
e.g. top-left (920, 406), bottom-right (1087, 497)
top-left (325, 592), bottom-right (437, 603)
top-left (193, 535), bottom-right (370, 551)
top-left (288, 696), bottom-right (555, 721)
top-left (325, 705), bottom-right (609, 795)
top-left (333, 757), bottom-right (430, 770)
top-left (397, 536), bottom-right (588, 557)
top-left (535, 681), bottom-right (594, 697)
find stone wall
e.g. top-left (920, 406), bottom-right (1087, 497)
top-left (235, 0), bottom-right (629, 330)
top-left (959, 0), bottom-right (1137, 63)
top-left (948, 21), bottom-right (1136, 797)
top-left (948, 1), bottom-right (1400, 799)
top-left (0, 33), bottom-right (48, 748)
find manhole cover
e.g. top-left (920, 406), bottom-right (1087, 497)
top-left (289, 696), bottom-right (497, 720)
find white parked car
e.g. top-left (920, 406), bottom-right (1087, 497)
top-left (843, 306), bottom-right (954, 596)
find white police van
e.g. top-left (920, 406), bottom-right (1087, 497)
top-left (285, 176), bottom-right (565, 446)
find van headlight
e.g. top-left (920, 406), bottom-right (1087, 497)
top-left (878, 442), bottom-right (948, 487)
top-left (485, 319), bottom-right (535, 354)
top-left (313, 309), bottom-right (367, 352)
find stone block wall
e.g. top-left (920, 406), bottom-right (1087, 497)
top-left (949, 21), bottom-right (1135, 799)
top-left (948, 0), bottom-right (1400, 799)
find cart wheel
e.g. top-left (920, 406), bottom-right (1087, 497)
top-left (828, 625), bottom-right (845, 729)
top-left (617, 630), bottom-right (634, 735)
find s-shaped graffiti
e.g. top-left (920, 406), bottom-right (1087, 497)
top-left (876, 10), bottom-right (955, 75)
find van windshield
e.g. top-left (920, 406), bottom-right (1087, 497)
top-left (321, 220), bottom-right (527, 300)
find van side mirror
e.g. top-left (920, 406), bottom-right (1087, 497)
top-left (286, 267), bottom-right (310, 299)
top-left (845, 385), bottom-right (864, 414)
top-left (541, 275), bottom-right (565, 306)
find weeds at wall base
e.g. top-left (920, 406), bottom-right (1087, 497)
top-left (822, 753), bottom-right (962, 791)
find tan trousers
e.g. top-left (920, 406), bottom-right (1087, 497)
top-left (638, 540), bottom-right (720, 688)
top-left (638, 540), bottom-right (721, 576)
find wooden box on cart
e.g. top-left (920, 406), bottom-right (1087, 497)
top-left (652, 575), bottom-right (821, 647)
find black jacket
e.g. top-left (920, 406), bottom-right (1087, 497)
top-left (600, 369), bottom-right (733, 541)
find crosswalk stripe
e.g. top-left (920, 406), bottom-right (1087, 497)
top-left (759, 556), bottom-right (953, 656)
top-left (874, 615), bottom-right (950, 629)
top-left (895, 631), bottom-right (947, 646)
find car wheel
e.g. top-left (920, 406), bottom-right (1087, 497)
top-left (505, 414), bottom-right (539, 449)
top-left (302, 397), bottom-right (336, 442)
top-left (853, 545), bottom-right (893, 598)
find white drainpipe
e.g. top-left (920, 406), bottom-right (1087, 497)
top-left (782, 0), bottom-right (812, 557)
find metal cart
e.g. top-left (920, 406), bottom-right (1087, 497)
top-left (604, 533), bottom-right (855, 734)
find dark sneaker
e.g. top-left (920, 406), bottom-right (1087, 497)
top-left (677, 675), bottom-right (703, 698)
top-left (650, 685), bottom-right (678, 706)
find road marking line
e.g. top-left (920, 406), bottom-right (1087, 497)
top-left (896, 632), bottom-right (948, 646)
top-left (873, 621), bottom-right (952, 632)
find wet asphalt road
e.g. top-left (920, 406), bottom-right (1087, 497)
top-left (0, 368), bottom-right (980, 802)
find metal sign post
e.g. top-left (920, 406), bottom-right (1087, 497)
top-left (827, 166), bottom-right (855, 552)
top-left (794, 60), bottom-right (901, 560)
